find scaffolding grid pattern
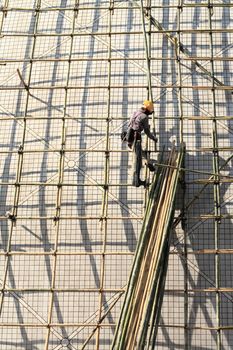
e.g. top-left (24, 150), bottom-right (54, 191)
top-left (0, 0), bottom-right (232, 349)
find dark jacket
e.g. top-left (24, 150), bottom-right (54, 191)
top-left (129, 108), bottom-right (155, 141)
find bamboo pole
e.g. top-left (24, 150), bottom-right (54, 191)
top-left (137, 148), bottom-right (179, 347)
top-left (95, 2), bottom-right (113, 348)
top-left (0, 3), bottom-right (232, 13)
top-left (1, 114), bottom-right (233, 121)
top-left (150, 149), bottom-right (184, 348)
top-left (0, 29), bottom-right (233, 37)
top-left (128, 148), bottom-right (176, 347)
top-left (111, 150), bottom-right (166, 348)
top-left (0, 322), bottom-right (232, 330)
top-left (43, 1), bottom-right (76, 347)
top-left (111, 145), bottom-right (185, 349)
top-left (0, 56), bottom-right (233, 64)
top-left (175, 3), bottom-right (188, 347)
top-left (207, 3), bottom-right (221, 349)
top-left (0, 84), bottom-right (232, 90)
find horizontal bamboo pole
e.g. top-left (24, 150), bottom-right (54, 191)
top-left (0, 29), bottom-right (233, 37)
top-left (195, 249), bottom-right (233, 254)
top-left (158, 325), bottom-right (233, 331)
top-left (0, 323), bottom-right (232, 330)
top-left (0, 85), bottom-right (232, 90)
top-left (0, 323), bottom-right (115, 327)
top-left (2, 214), bottom-right (233, 221)
top-left (0, 115), bottom-right (232, 121)
top-left (0, 182), bottom-right (144, 186)
top-left (0, 4), bottom-right (233, 12)
top-left (0, 251), bottom-right (135, 256)
top-left (0, 287), bottom-right (233, 295)
top-left (163, 288), bottom-right (233, 293)
top-left (0, 149), bottom-right (131, 153)
top-left (0, 288), bottom-right (124, 293)
top-left (0, 249), bottom-right (232, 257)
top-left (1, 114), bottom-right (233, 121)
top-left (0, 56), bottom-right (232, 63)
top-left (0, 216), bottom-right (142, 220)
top-left (1, 146), bottom-right (233, 153)
top-left (1, 145), bottom-right (233, 153)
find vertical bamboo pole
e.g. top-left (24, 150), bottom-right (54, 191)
top-left (43, 2), bottom-right (77, 349)
top-left (207, 2), bottom-right (221, 349)
top-left (139, 0), bottom-right (154, 124)
top-left (96, 0), bottom-right (113, 347)
top-left (175, 1), bottom-right (188, 348)
top-left (138, 0), bottom-right (156, 208)
top-left (144, 0), bottom-right (151, 205)
top-left (0, 0), bottom-right (41, 318)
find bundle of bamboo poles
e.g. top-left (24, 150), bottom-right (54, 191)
top-left (111, 144), bottom-right (185, 350)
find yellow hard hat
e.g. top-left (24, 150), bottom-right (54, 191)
top-left (143, 100), bottom-right (154, 113)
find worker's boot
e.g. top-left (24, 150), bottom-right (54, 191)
top-left (139, 179), bottom-right (147, 188)
top-left (132, 177), bottom-right (147, 188)
top-left (146, 161), bottom-right (156, 172)
top-left (139, 180), bottom-right (150, 188)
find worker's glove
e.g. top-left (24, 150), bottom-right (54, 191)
top-left (152, 134), bottom-right (158, 143)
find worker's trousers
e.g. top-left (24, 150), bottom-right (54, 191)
top-left (131, 139), bottom-right (145, 187)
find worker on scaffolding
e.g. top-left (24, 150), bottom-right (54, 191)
top-left (122, 100), bottom-right (157, 187)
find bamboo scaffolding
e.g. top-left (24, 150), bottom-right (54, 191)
top-left (111, 145), bottom-right (184, 349)
top-left (0, 1), bottom-right (232, 348)
top-left (132, 0), bottom-right (228, 89)
top-left (0, 0), bottom-right (41, 319)
top-left (111, 149), bottom-right (166, 348)
top-left (0, 156), bottom-right (231, 182)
